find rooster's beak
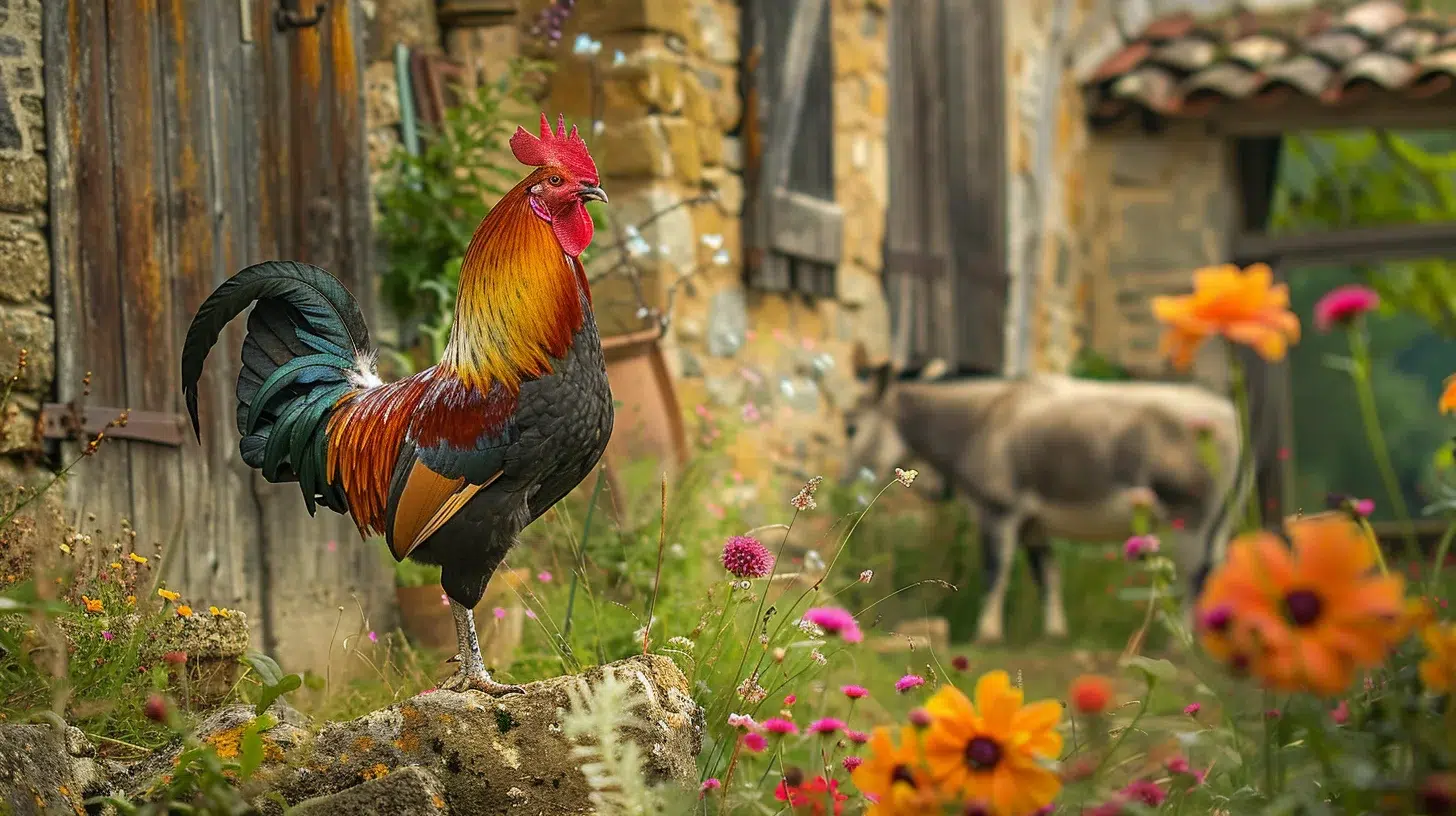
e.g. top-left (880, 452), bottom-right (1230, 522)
top-left (579, 185), bottom-right (608, 204)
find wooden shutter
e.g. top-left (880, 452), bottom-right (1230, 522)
top-left (742, 0), bottom-right (842, 297)
top-left (883, 0), bottom-right (1007, 373)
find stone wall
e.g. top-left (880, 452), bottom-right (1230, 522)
top-left (0, 0), bottom-right (51, 464)
top-left (1080, 127), bottom-right (1235, 389)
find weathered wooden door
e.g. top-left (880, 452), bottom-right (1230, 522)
top-left (43, 0), bottom-right (390, 670)
top-left (883, 0), bottom-right (1008, 374)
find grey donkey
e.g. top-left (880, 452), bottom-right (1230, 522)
top-left (840, 352), bottom-right (1253, 643)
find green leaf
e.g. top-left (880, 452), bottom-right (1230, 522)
top-left (238, 713), bottom-right (276, 778)
top-left (255, 673), bottom-right (301, 716)
top-left (1119, 655), bottom-right (1178, 684)
top-left (244, 651), bottom-right (284, 687)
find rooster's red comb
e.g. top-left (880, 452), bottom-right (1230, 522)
top-left (510, 113), bottom-right (599, 182)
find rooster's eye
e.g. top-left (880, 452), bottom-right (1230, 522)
top-left (549, 175), bottom-right (563, 186)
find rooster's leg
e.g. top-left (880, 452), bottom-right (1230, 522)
top-left (438, 600), bottom-right (525, 696)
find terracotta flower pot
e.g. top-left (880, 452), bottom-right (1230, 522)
top-left (394, 568), bottom-right (530, 669)
top-left (600, 328), bottom-right (688, 520)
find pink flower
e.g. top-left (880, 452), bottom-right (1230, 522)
top-left (841, 684), bottom-right (869, 700)
top-left (842, 756), bottom-right (862, 772)
top-left (1123, 534), bottom-right (1160, 561)
top-left (895, 674), bottom-right (925, 693)
top-left (525, 609), bottom-right (537, 620)
top-left (101, 631), bottom-right (114, 641)
top-left (1353, 498), bottom-right (1375, 517)
top-left (741, 732), bottom-right (767, 752)
top-left (762, 717), bottom-right (799, 736)
top-left (1332, 699), bottom-right (1350, 725)
top-left (1183, 702), bottom-right (1201, 717)
top-left (493, 607), bottom-right (506, 620)
top-left (1121, 779), bottom-right (1167, 807)
top-left (783, 694), bottom-right (797, 706)
top-left (1314, 284), bottom-right (1380, 332)
top-left (700, 778), bottom-right (721, 798)
top-left (367, 631), bottom-right (378, 643)
top-left (537, 570), bottom-right (553, 583)
top-left (440, 593), bottom-right (449, 607)
top-left (802, 607), bottom-right (862, 642)
top-left (908, 708), bottom-right (932, 728)
top-left (1166, 755), bottom-right (1190, 774)
top-left (845, 729), bottom-right (869, 744)
top-left (728, 713), bottom-right (759, 730)
top-left (808, 717), bottom-right (845, 735)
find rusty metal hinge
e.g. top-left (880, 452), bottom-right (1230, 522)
top-left (40, 403), bottom-right (188, 448)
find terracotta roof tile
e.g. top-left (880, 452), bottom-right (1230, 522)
top-left (1084, 0), bottom-right (1456, 125)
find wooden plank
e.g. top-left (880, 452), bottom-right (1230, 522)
top-left (1232, 221), bottom-right (1456, 267)
top-left (1205, 93), bottom-right (1456, 136)
top-left (64, 0), bottom-right (135, 536)
top-left (768, 189), bottom-right (842, 266)
top-left (42, 0), bottom-right (83, 474)
top-left (107, 0), bottom-right (185, 564)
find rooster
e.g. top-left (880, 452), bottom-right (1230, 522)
top-left (180, 113), bottom-right (612, 695)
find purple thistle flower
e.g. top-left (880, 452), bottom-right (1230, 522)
top-left (720, 535), bottom-right (775, 579)
top-left (895, 674), bottom-right (925, 693)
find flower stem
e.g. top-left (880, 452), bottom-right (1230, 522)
top-left (1347, 326), bottom-right (1417, 561)
top-left (1227, 356), bottom-right (1261, 534)
top-left (1427, 519), bottom-right (1456, 600)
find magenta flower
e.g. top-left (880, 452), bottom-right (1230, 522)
top-left (843, 755), bottom-right (863, 772)
top-left (1123, 534), bottom-right (1160, 561)
top-left (762, 717), bottom-right (799, 736)
top-left (841, 684), bottom-right (869, 700)
top-left (1183, 702), bottom-right (1201, 717)
top-left (845, 729), bottom-right (869, 744)
top-left (908, 707), bottom-right (933, 728)
top-left (783, 694), bottom-right (797, 706)
top-left (492, 607), bottom-right (506, 620)
top-left (537, 570), bottom-right (553, 583)
top-left (1166, 755), bottom-right (1190, 774)
top-left (1353, 497), bottom-right (1375, 517)
top-left (367, 631), bottom-right (378, 643)
top-left (807, 717), bottom-right (845, 735)
top-left (895, 674), bottom-right (925, 693)
top-left (720, 535), bottom-right (775, 579)
top-left (802, 606), bottom-right (863, 642)
top-left (101, 630), bottom-right (114, 641)
top-left (1332, 699), bottom-right (1350, 725)
top-left (700, 778), bottom-right (721, 798)
top-left (741, 732), bottom-right (767, 752)
top-left (1121, 779), bottom-right (1167, 807)
top-left (1314, 284), bottom-right (1380, 332)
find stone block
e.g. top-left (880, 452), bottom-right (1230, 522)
top-left (661, 117), bottom-right (702, 183)
top-left (691, 0), bottom-right (738, 63)
top-left (289, 766), bottom-right (449, 816)
top-left (0, 155), bottom-right (45, 213)
top-left (701, 167), bottom-right (743, 216)
top-left (364, 60), bottom-right (400, 131)
top-left (0, 724), bottom-right (114, 815)
top-left (445, 24), bottom-right (518, 88)
top-left (594, 118), bottom-right (672, 179)
top-left (0, 305), bottom-right (52, 393)
top-left (693, 64), bottom-right (740, 131)
top-left (364, 0), bottom-right (440, 62)
top-left (579, 0), bottom-right (700, 52)
top-left (0, 215), bottom-right (49, 304)
top-left (0, 392), bottom-right (38, 454)
top-left (1108, 199), bottom-right (1209, 271)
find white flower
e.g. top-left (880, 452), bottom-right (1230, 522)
top-left (859, 569), bottom-right (874, 584)
top-left (895, 467), bottom-right (919, 487)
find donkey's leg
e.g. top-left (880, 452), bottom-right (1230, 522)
top-left (1023, 524), bottom-right (1066, 639)
top-left (976, 509), bottom-right (1022, 644)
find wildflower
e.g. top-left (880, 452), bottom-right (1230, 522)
top-left (1121, 779), bottom-right (1167, 807)
top-left (109, 562), bottom-right (122, 570)
top-left (790, 476), bottom-right (823, 511)
top-left (1069, 674), bottom-right (1113, 715)
top-left (1265, 709), bottom-right (1280, 720)
top-left (802, 607), bottom-right (863, 643)
top-left (742, 732), bottom-right (767, 752)
top-left (82, 596), bottom-right (103, 614)
top-left (720, 535), bottom-right (774, 578)
top-left (1151, 263), bottom-right (1301, 369)
top-left (1442, 374), bottom-right (1456, 414)
top-left (1183, 702), bottom-right (1201, 717)
top-left (783, 694), bottom-right (797, 706)
top-left (440, 593), bottom-right (449, 607)
top-left (894, 467), bottom-right (918, 487)
top-left (894, 674), bottom-right (924, 693)
top-left (525, 609), bottom-right (537, 620)
top-left (1196, 513), bottom-right (1405, 696)
top-left (491, 607), bottom-right (506, 620)
top-left (797, 618), bottom-right (826, 637)
top-left (773, 647), bottom-right (787, 662)
top-left (842, 756), bottom-right (862, 773)
top-left (922, 671), bottom-right (1063, 814)
top-left (907, 708), bottom-right (932, 728)
top-left (125, 595), bottom-right (135, 606)
top-left (128, 553), bottom-right (148, 565)
top-left (162, 651), bottom-right (187, 665)
top-left (774, 773), bottom-right (847, 815)
top-left (1420, 772), bottom-right (1456, 815)
top-left (736, 675), bottom-right (767, 704)
top-left (1123, 534), bottom-right (1159, 561)
top-left (368, 631), bottom-right (378, 643)
top-left (852, 726), bottom-right (939, 815)
top-left (101, 631), bottom-right (114, 641)
top-left (951, 655), bottom-right (970, 672)
top-left (157, 588), bottom-right (180, 602)
top-left (808, 717), bottom-right (845, 736)
top-left (537, 570), bottom-right (553, 583)
top-left (176, 605), bottom-right (193, 618)
top-left (144, 694), bottom-right (170, 723)
top-left (1165, 755), bottom-right (1190, 774)
top-left (763, 718), bottom-right (799, 736)
top-left (1353, 498), bottom-right (1375, 517)
top-left (1313, 284), bottom-right (1379, 332)
top-left (1331, 699), bottom-right (1350, 725)
top-left (727, 713), bottom-right (758, 730)
top-left (859, 569), bottom-right (874, 584)
top-left (1420, 622), bottom-right (1456, 694)
top-left (699, 778), bottom-right (720, 798)
top-left (846, 729), bottom-right (870, 744)
top-left (842, 684), bottom-right (869, 700)
top-left (810, 649), bottom-right (827, 665)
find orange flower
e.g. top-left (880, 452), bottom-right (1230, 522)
top-left (176, 605), bottom-right (193, 618)
top-left (1069, 675), bottom-right (1113, 715)
top-left (157, 588), bottom-right (180, 602)
top-left (1420, 622), bottom-right (1456, 694)
top-left (81, 596), bottom-right (103, 614)
top-left (852, 726), bottom-right (941, 815)
top-left (1196, 514), bottom-right (1405, 696)
top-left (1441, 374), bottom-right (1456, 415)
top-left (1152, 264), bottom-right (1301, 370)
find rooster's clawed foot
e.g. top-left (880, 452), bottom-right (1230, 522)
top-left (439, 666), bottom-right (525, 696)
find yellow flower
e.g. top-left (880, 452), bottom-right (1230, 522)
top-left (923, 671), bottom-right (1063, 816)
top-left (1152, 263), bottom-right (1301, 370)
top-left (109, 562), bottom-right (122, 570)
top-left (128, 553), bottom-right (148, 565)
top-left (209, 606), bottom-right (230, 618)
top-left (82, 596), bottom-right (103, 614)
top-left (852, 726), bottom-right (941, 815)
top-left (59, 543), bottom-right (71, 555)
top-left (125, 595), bottom-right (136, 606)
top-left (157, 588), bottom-right (180, 602)
top-left (1420, 623), bottom-right (1456, 694)
top-left (176, 605), bottom-right (194, 618)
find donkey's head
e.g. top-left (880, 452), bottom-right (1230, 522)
top-left (839, 345), bottom-right (950, 489)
